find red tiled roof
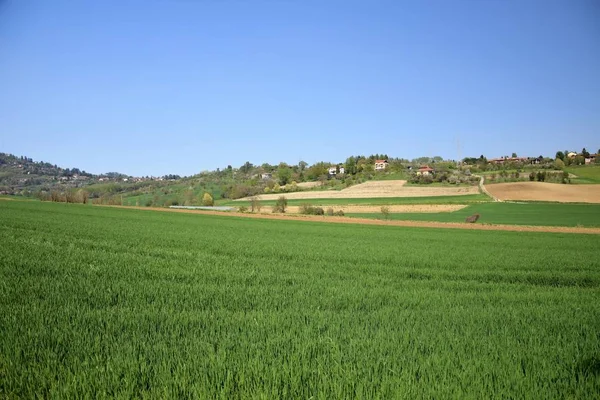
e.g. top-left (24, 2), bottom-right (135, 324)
top-left (418, 166), bottom-right (434, 171)
top-left (375, 159), bottom-right (387, 163)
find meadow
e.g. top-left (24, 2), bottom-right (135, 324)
top-left (349, 202), bottom-right (600, 227)
top-left (1, 200), bottom-right (599, 398)
top-left (566, 165), bottom-right (600, 184)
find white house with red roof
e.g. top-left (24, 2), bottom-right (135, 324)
top-left (417, 166), bottom-right (434, 176)
top-left (374, 160), bottom-right (388, 171)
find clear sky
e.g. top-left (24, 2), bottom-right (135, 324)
top-left (1, 0), bottom-right (599, 176)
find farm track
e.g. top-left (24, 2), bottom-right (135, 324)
top-left (103, 204), bottom-right (600, 234)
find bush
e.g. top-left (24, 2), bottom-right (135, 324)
top-left (536, 171), bottom-right (546, 182)
top-left (272, 196), bottom-right (288, 213)
top-left (334, 210), bottom-right (345, 217)
top-left (529, 172), bottom-right (536, 181)
top-left (201, 192), bottom-right (214, 206)
top-left (299, 203), bottom-right (324, 215)
top-left (238, 206), bottom-right (248, 213)
top-left (326, 207), bottom-right (334, 216)
top-left (250, 197), bottom-right (262, 212)
top-left (380, 206), bottom-right (390, 220)
top-left (145, 199), bottom-right (153, 207)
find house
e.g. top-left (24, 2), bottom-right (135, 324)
top-left (416, 166), bottom-right (434, 176)
top-left (567, 152), bottom-right (578, 158)
top-left (328, 166), bottom-right (345, 175)
top-left (488, 157), bottom-right (528, 165)
top-left (586, 154), bottom-right (598, 165)
top-left (374, 160), bottom-right (388, 171)
top-left (260, 173), bottom-right (272, 180)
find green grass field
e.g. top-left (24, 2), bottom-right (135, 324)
top-left (225, 193), bottom-right (491, 207)
top-left (349, 202), bottom-right (600, 227)
top-left (1, 200), bottom-right (599, 398)
top-left (566, 165), bottom-right (600, 184)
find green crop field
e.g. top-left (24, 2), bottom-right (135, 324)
top-left (1, 200), bottom-right (599, 398)
top-left (566, 165), bottom-right (600, 184)
top-left (225, 193), bottom-right (491, 207)
top-left (349, 202), bottom-right (600, 227)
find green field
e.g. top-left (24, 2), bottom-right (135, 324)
top-left (226, 193), bottom-right (491, 207)
top-left (1, 200), bottom-right (599, 398)
top-left (349, 202), bottom-right (600, 227)
top-left (566, 165), bottom-right (600, 184)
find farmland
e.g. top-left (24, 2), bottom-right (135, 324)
top-left (228, 193), bottom-right (491, 207)
top-left (1, 200), bottom-right (600, 398)
top-left (566, 165), bottom-right (600, 184)
top-left (485, 182), bottom-right (600, 203)
top-left (239, 180), bottom-right (480, 201)
top-left (349, 202), bottom-right (600, 228)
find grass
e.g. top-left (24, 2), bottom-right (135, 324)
top-left (1, 200), bottom-right (599, 398)
top-left (224, 193), bottom-right (492, 207)
top-left (348, 202), bottom-right (600, 227)
top-left (566, 165), bottom-right (600, 184)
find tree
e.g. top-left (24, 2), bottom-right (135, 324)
top-left (345, 156), bottom-right (357, 175)
top-left (555, 151), bottom-right (565, 161)
top-left (574, 155), bottom-right (585, 166)
top-left (201, 192), bottom-right (214, 206)
top-left (555, 158), bottom-right (565, 169)
top-left (239, 161), bottom-right (254, 174)
top-left (511, 152), bottom-right (518, 158)
top-left (272, 196), bottom-right (288, 213)
top-left (277, 164), bottom-right (292, 185)
top-left (582, 148), bottom-right (590, 158)
top-left (298, 161), bottom-right (308, 172)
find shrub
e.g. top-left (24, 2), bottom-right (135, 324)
top-left (334, 210), bottom-right (345, 217)
top-left (76, 189), bottom-right (89, 204)
top-left (529, 172), bottom-right (536, 181)
top-left (238, 206), bottom-right (248, 213)
top-left (250, 197), bottom-right (262, 212)
top-left (326, 207), bottom-right (334, 216)
top-left (380, 206), bottom-right (390, 220)
top-left (536, 171), bottom-right (546, 182)
top-left (272, 196), bottom-right (288, 213)
top-left (201, 192), bottom-right (214, 206)
top-left (465, 213), bottom-right (480, 223)
top-left (299, 203), bottom-right (324, 215)
top-left (145, 199), bottom-right (153, 207)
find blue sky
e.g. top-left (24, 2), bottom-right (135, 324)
top-left (1, 0), bottom-right (598, 176)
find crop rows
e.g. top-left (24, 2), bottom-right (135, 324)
top-left (1, 200), bottom-right (599, 398)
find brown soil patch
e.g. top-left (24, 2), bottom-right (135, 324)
top-left (265, 204), bottom-right (467, 214)
top-left (485, 182), bottom-right (600, 203)
top-left (239, 180), bottom-right (479, 201)
top-left (103, 205), bottom-right (600, 234)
